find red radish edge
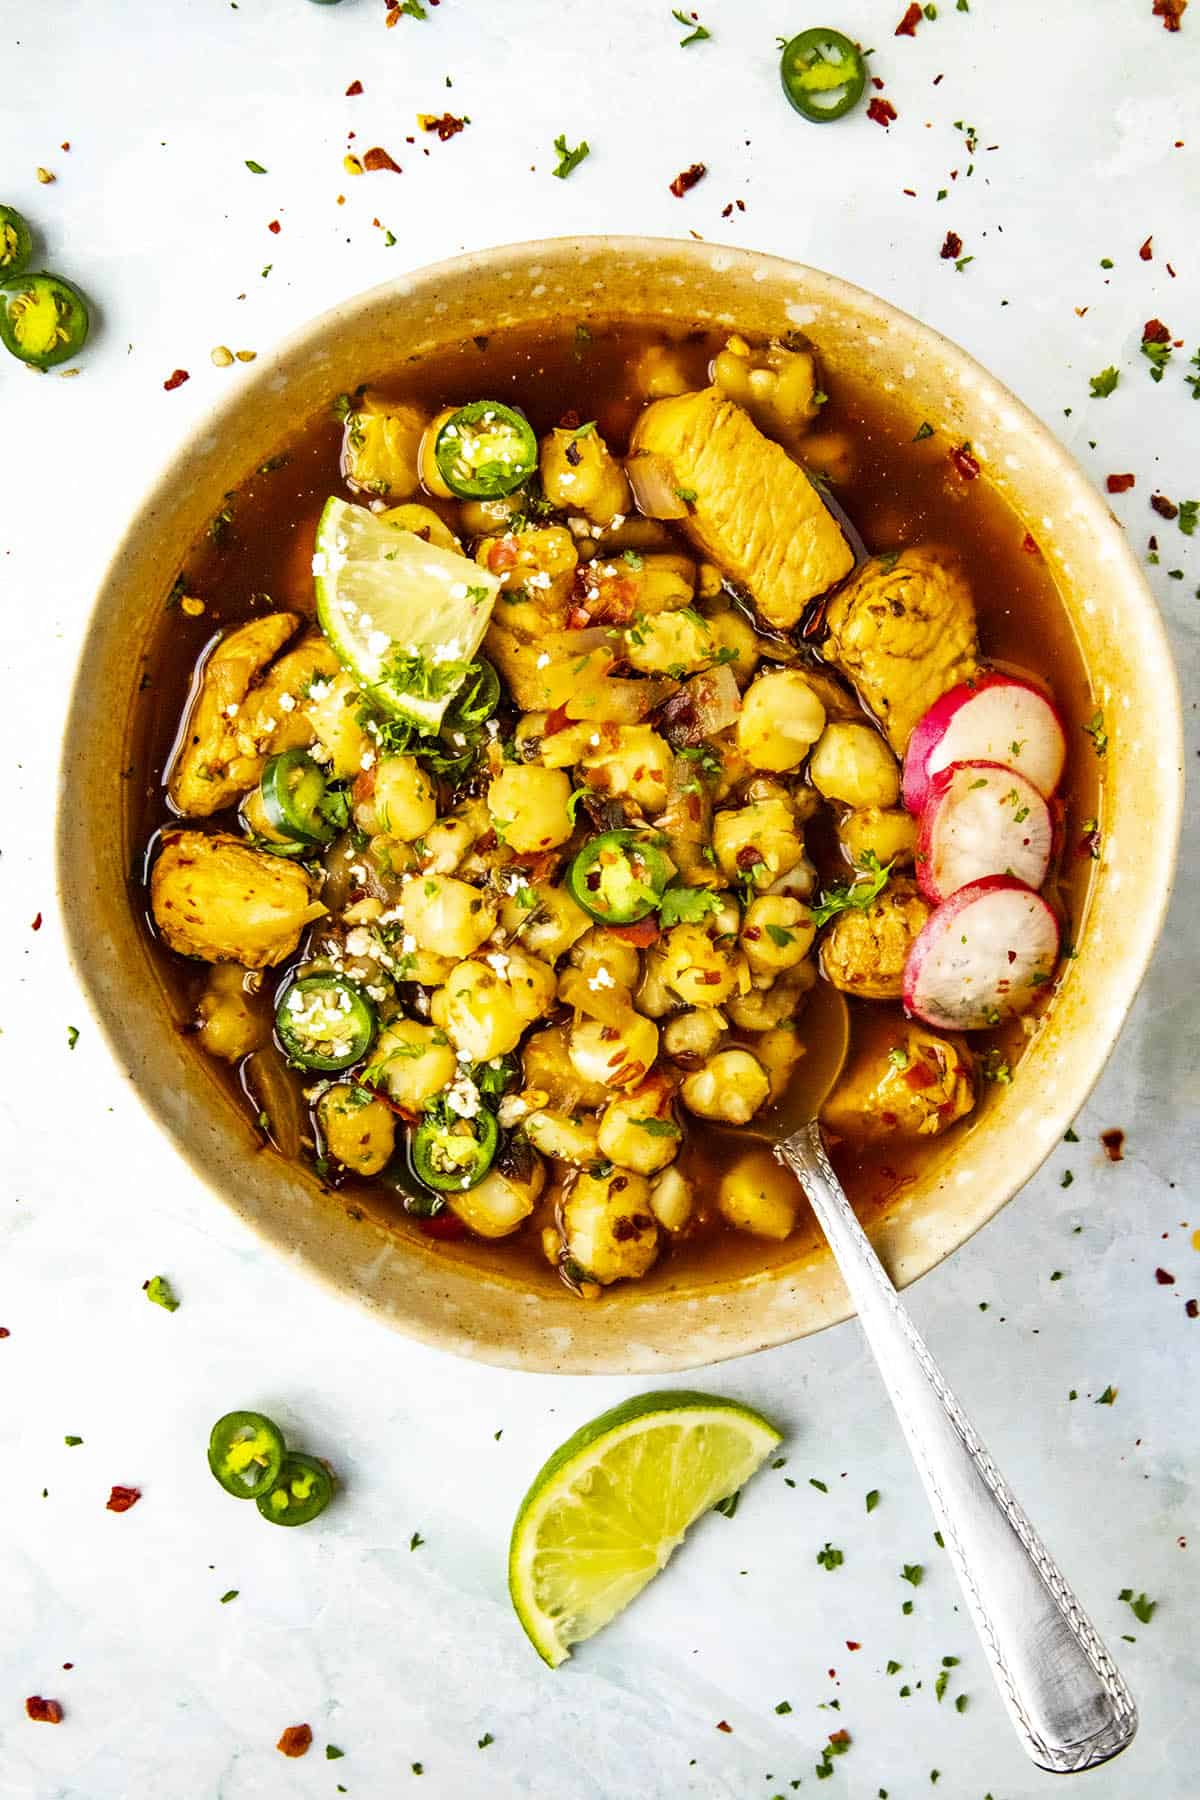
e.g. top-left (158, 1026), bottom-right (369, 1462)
top-left (903, 875), bottom-right (1061, 1031)
top-left (902, 672), bottom-right (1067, 813)
top-left (916, 761), bottom-right (1054, 903)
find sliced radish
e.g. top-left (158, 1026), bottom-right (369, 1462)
top-left (916, 761), bottom-right (1053, 903)
top-left (903, 875), bottom-right (1060, 1031)
top-left (902, 673), bottom-right (1067, 813)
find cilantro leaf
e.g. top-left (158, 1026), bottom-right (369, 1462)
top-left (552, 134), bottom-right (590, 179)
top-left (658, 885), bottom-right (721, 927)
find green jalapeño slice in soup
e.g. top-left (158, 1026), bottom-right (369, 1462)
top-left (137, 319), bottom-right (1093, 1299)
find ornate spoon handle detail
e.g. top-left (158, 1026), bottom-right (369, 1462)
top-left (777, 1120), bottom-right (1137, 1774)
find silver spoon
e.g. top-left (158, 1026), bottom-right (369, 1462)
top-left (764, 982), bottom-right (1137, 1774)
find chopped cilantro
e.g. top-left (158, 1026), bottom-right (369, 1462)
top-left (144, 1275), bottom-right (179, 1313)
top-left (775, 1699), bottom-right (793, 1715)
top-left (900, 1563), bottom-right (924, 1586)
top-left (955, 1694), bottom-right (968, 1713)
top-left (1082, 710), bottom-right (1108, 756)
top-left (886, 1659), bottom-right (901, 1675)
top-left (326, 1744), bottom-right (345, 1760)
top-left (913, 421), bottom-right (935, 441)
top-left (635, 1118), bottom-right (681, 1138)
top-left (935, 1669), bottom-right (950, 1702)
top-left (244, 159), bottom-right (267, 174)
top-left (809, 1477), bottom-right (828, 1493)
top-left (1118, 1588), bottom-right (1157, 1624)
top-left (410, 1531), bottom-right (424, 1551)
top-left (672, 7), bottom-right (711, 43)
top-left (659, 885), bottom-right (721, 927)
top-left (552, 134), bottom-right (590, 179)
top-left (1088, 367), bottom-right (1119, 399)
top-left (220, 1589), bottom-right (239, 1603)
top-left (713, 1489), bottom-right (740, 1518)
top-left (812, 851), bottom-right (893, 927)
top-left (1177, 499), bottom-right (1198, 536)
top-left (477, 1732), bottom-right (494, 1749)
top-left (866, 1488), bottom-right (880, 1513)
top-left (64, 1435), bottom-right (83, 1447)
top-left (1141, 333), bottom-right (1172, 383)
top-left (816, 1542), bottom-right (844, 1571)
top-left (766, 923), bottom-right (797, 948)
top-left (1060, 1170), bottom-right (1074, 1189)
top-left (1095, 1384), bottom-right (1118, 1406)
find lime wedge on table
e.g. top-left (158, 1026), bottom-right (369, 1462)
top-left (509, 1391), bottom-right (781, 1667)
top-left (312, 497), bottom-right (500, 731)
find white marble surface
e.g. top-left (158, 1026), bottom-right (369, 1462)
top-left (2, 1), bottom-right (1198, 1795)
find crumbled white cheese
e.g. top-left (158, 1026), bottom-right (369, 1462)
top-left (484, 951), bottom-right (511, 979)
top-left (445, 1074), bottom-right (481, 1119)
top-left (608, 513), bottom-right (626, 530)
top-left (587, 966), bottom-right (616, 991)
top-left (367, 630), bottom-right (390, 657)
top-left (344, 927), bottom-right (375, 959)
top-left (360, 748), bottom-right (376, 770)
top-left (497, 1094), bottom-right (530, 1128)
top-left (535, 652), bottom-right (551, 669)
top-left (223, 702), bottom-right (240, 719)
top-left (307, 679), bottom-right (331, 702)
top-left (277, 693), bottom-right (296, 713)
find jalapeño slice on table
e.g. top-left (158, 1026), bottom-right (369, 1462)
top-left (779, 28), bottom-right (867, 122)
top-left (0, 206), bottom-right (33, 280)
top-left (275, 974), bottom-right (377, 1073)
top-left (0, 271), bottom-right (89, 368)
top-left (433, 400), bottom-right (538, 499)
top-left (566, 830), bottom-right (674, 925)
top-left (208, 1410), bottom-right (286, 1499)
top-left (255, 1451), bottom-right (335, 1527)
top-left (411, 1105), bottom-right (500, 1193)
top-left (260, 748), bottom-right (339, 845)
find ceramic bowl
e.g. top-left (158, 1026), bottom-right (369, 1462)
top-left (57, 237), bottom-right (1183, 1372)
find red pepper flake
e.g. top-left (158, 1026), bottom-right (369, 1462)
top-left (61, 141), bottom-right (70, 152)
top-left (106, 1485), bottom-right (141, 1513)
top-left (1167, 261), bottom-right (1178, 277)
top-left (268, 219), bottom-right (281, 234)
top-left (1143, 316), bottom-right (1171, 343)
top-left (1139, 235), bottom-right (1154, 260)
top-left (1021, 532), bottom-right (1042, 556)
top-left (608, 917), bottom-right (662, 948)
top-left (25, 1697), bottom-right (63, 1724)
top-left (420, 113), bottom-right (467, 142)
top-left (363, 146), bottom-right (403, 173)
top-left (669, 162), bottom-right (707, 198)
top-left (1106, 473), bottom-right (1136, 493)
top-left (715, 1720), bottom-right (733, 1733)
top-left (902, 187), bottom-right (917, 196)
top-left (950, 443), bottom-right (980, 481)
top-left (846, 1640), bottom-right (862, 1651)
top-left (162, 369), bottom-right (189, 392)
top-left (0, 1327), bottom-right (9, 1338)
top-left (543, 702), bottom-right (571, 735)
top-left (895, 1), bottom-right (923, 32)
top-left (345, 80), bottom-right (363, 96)
top-left (1155, 1267), bottom-right (1176, 1284)
top-left (829, 1729), bottom-right (852, 1749)
top-left (1100, 1128), bottom-right (1126, 1162)
top-left (1152, 0), bottom-right (1187, 30)
top-left (276, 1724), bottom-right (313, 1758)
top-left (867, 97), bottom-right (898, 127)
top-left (1151, 492), bottom-right (1179, 519)
top-left (1187, 1299), bottom-right (1198, 1318)
top-left (940, 230), bottom-right (963, 260)
top-left (871, 74), bottom-right (885, 88)
top-left (31, 912), bottom-right (42, 931)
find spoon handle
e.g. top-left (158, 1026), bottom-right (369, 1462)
top-left (776, 1119), bottom-right (1137, 1774)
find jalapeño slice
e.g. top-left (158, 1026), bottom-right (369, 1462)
top-left (779, 28), bottom-right (867, 122)
top-left (566, 831), bottom-right (674, 925)
top-left (411, 1106), bottom-right (500, 1193)
top-left (433, 400), bottom-right (538, 499)
top-left (255, 1451), bottom-right (335, 1526)
top-left (0, 271), bottom-right (89, 368)
top-left (208, 1410), bottom-right (286, 1499)
top-left (275, 975), bottom-right (376, 1072)
top-left (0, 206), bottom-right (33, 280)
top-left (260, 748), bottom-right (337, 845)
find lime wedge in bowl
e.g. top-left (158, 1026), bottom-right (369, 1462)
top-left (313, 497), bottom-right (500, 731)
top-left (509, 1390), bottom-right (782, 1667)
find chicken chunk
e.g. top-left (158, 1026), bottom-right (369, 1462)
top-left (822, 1024), bottom-right (976, 1141)
top-left (150, 830), bottom-right (324, 967)
top-left (629, 388), bottom-right (854, 629)
top-left (819, 879), bottom-right (931, 1001)
top-left (168, 614), bottom-right (299, 816)
top-left (820, 547), bottom-right (979, 755)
